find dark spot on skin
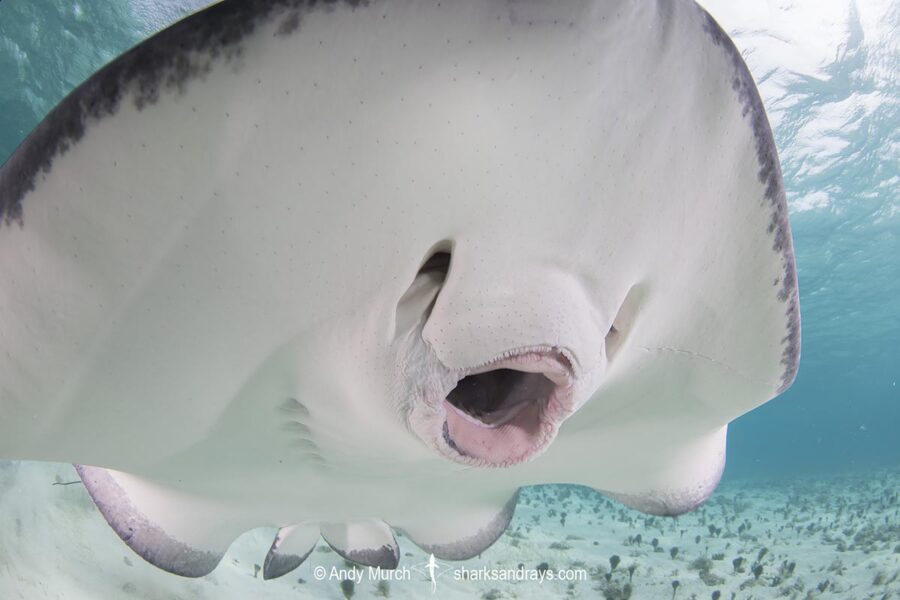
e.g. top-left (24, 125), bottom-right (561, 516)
top-left (0, 0), bottom-right (368, 227)
top-left (277, 11), bottom-right (302, 36)
top-left (700, 8), bottom-right (801, 392)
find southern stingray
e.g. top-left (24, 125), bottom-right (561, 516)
top-left (0, 0), bottom-right (800, 579)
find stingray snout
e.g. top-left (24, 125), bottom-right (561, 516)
top-left (398, 246), bottom-right (599, 467)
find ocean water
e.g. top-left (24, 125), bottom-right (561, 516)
top-left (0, 1), bottom-right (897, 599)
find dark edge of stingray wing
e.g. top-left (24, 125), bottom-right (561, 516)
top-left (600, 439), bottom-right (726, 517)
top-left (263, 524), bottom-right (320, 580)
top-left (320, 521), bottom-right (400, 568)
top-left (0, 0), bottom-right (370, 227)
top-left (75, 465), bottom-right (226, 578)
top-left (2, 0), bottom-right (799, 574)
top-left (698, 5), bottom-right (801, 393)
top-left (398, 490), bottom-right (519, 560)
top-left (576, 3), bottom-right (799, 519)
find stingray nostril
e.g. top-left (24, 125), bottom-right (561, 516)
top-left (605, 284), bottom-right (646, 363)
top-left (417, 250), bottom-right (451, 276)
top-left (394, 243), bottom-right (454, 337)
top-left (417, 238), bottom-right (453, 277)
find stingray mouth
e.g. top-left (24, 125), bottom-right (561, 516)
top-left (436, 348), bottom-right (576, 467)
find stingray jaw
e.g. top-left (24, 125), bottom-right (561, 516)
top-left (424, 346), bottom-right (578, 467)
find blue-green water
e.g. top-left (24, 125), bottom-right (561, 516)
top-left (717, 1), bottom-right (900, 479)
top-left (0, 1), bottom-right (898, 598)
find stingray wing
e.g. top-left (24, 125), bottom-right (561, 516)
top-left (0, 0), bottom-right (799, 576)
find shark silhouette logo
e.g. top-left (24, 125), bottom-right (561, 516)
top-left (426, 554), bottom-right (438, 593)
top-left (409, 553), bottom-right (453, 594)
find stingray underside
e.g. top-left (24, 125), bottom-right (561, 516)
top-left (0, 0), bottom-right (799, 577)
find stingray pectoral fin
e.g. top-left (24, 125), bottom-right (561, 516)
top-left (397, 490), bottom-right (519, 560)
top-left (591, 426), bottom-right (727, 517)
top-left (320, 520), bottom-right (399, 569)
top-left (75, 465), bottom-right (238, 577)
top-left (263, 523), bottom-right (320, 580)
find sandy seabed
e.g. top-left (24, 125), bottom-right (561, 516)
top-left (1, 461), bottom-right (898, 599)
